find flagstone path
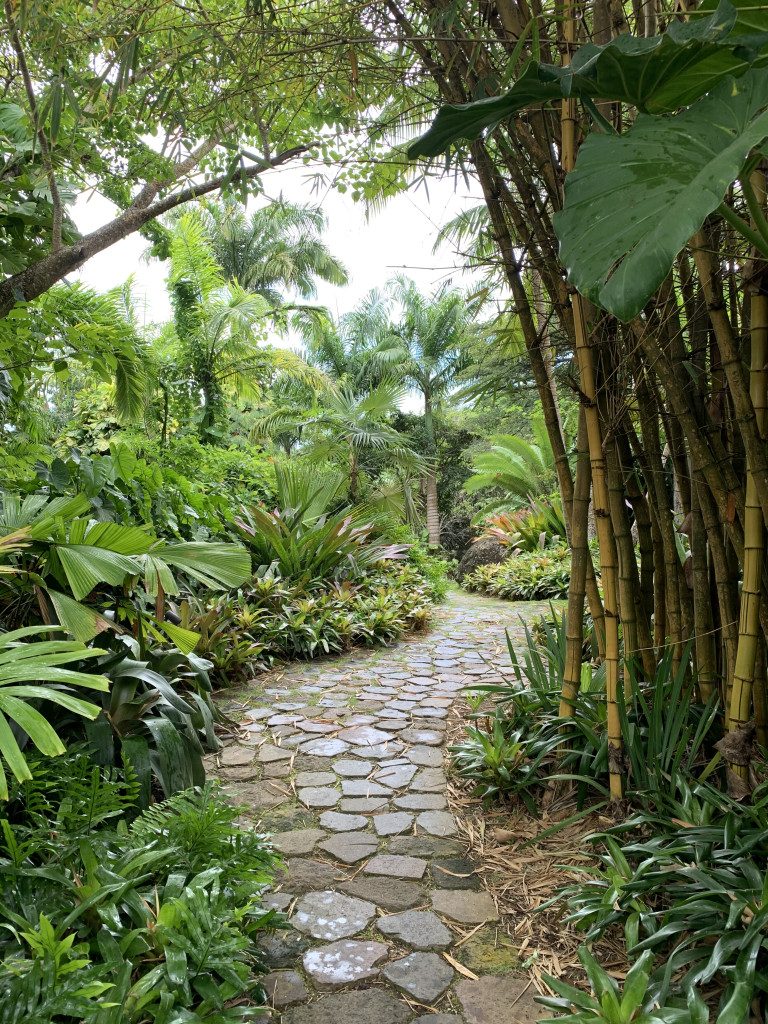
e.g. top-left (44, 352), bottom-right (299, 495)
top-left (211, 590), bottom-right (557, 1024)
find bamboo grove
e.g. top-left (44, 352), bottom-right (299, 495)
top-left (365, 0), bottom-right (768, 800)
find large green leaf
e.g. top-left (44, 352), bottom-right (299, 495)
top-left (407, 0), bottom-right (768, 158)
top-left (55, 544), bottom-right (141, 599)
top-left (46, 589), bottom-right (114, 643)
top-left (152, 542), bottom-right (251, 591)
top-left (553, 69), bottom-right (768, 321)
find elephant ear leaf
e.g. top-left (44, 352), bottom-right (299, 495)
top-left (553, 69), bottom-right (768, 321)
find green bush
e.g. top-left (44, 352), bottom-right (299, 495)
top-left (0, 755), bottom-right (281, 1023)
top-left (462, 544), bottom-right (571, 600)
top-left (186, 560), bottom-right (435, 675)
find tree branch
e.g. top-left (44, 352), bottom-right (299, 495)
top-left (0, 144), bottom-right (307, 319)
top-left (3, 0), bottom-right (64, 250)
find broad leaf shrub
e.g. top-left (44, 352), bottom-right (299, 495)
top-left (186, 561), bottom-right (435, 677)
top-left (462, 544), bottom-right (571, 600)
top-left (0, 753), bottom-right (281, 1023)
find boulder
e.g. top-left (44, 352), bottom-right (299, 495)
top-left (456, 537), bottom-right (507, 580)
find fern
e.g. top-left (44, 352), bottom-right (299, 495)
top-left (128, 783), bottom-right (278, 891)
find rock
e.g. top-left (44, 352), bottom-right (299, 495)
top-left (257, 929), bottom-right (309, 968)
top-left (387, 836), bottom-right (464, 858)
top-left (457, 927), bottom-right (520, 976)
top-left (456, 975), bottom-right (542, 1024)
top-left (339, 714), bottom-right (378, 726)
top-left (299, 787), bottom-right (341, 808)
top-left (259, 744), bottom-right (294, 763)
top-left (273, 830), bottom-right (328, 856)
top-left (318, 832), bottom-right (379, 864)
top-left (373, 764), bottom-right (417, 789)
top-left (373, 812), bottom-right (413, 836)
top-left (338, 797), bottom-right (389, 813)
top-left (375, 719), bottom-right (408, 731)
top-left (219, 745), bottom-right (256, 766)
top-left (456, 537), bottom-right (508, 580)
top-left (300, 738), bottom-right (351, 757)
top-left (284, 858), bottom-right (346, 894)
top-left (420, 698), bottom-right (452, 708)
top-left (382, 952), bottom-right (454, 1004)
top-left (262, 970), bottom-right (308, 1008)
top-left (340, 877), bottom-right (426, 911)
top-left (262, 892), bottom-right (294, 911)
top-left (406, 746), bottom-right (444, 767)
top-left (431, 858), bottom-right (480, 890)
top-left (281, 989), bottom-right (410, 1024)
top-left (394, 794), bottom-right (448, 811)
top-left (350, 742), bottom-right (404, 760)
top-left (411, 768), bottom-right (447, 792)
top-left (412, 707), bottom-right (448, 718)
top-left (431, 889), bottom-right (499, 924)
top-left (319, 811), bottom-right (368, 832)
top-left (225, 783), bottom-right (287, 812)
top-left (333, 759), bottom-right (374, 777)
top-left (243, 707), bottom-right (273, 721)
top-left (296, 721), bottom-right (339, 734)
top-left (217, 764), bottom-right (260, 782)
top-left (264, 762), bottom-right (292, 778)
top-left (337, 726), bottom-right (395, 745)
top-left (417, 811), bottom-right (458, 837)
top-left (341, 780), bottom-right (391, 797)
top-left (295, 771), bottom-right (337, 787)
top-left (303, 939), bottom-right (388, 989)
top-left (376, 910), bottom-right (453, 950)
top-left (364, 854), bottom-right (427, 879)
top-left (399, 728), bottom-right (444, 746)
top-left (268, 714), bottom-right (305, 726)
top-left (290, 890), bottom-right (375, 940)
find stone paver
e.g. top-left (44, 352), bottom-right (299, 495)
top-left (211, 591), bottom-right (552, 1020)
top-left (417, 810), bottom-right (458, 836)
top-left (382, 951), bottom-right (455, 1003)
top-left (291, 891), bottom-right (375, 940)
top-left (282, 990), bottom-right (410, 1024)
top-left (319, 811), bottom-right (367, 831)
top-left (376, 910), bottom-right (453, 950)
top-left (319, 832), bottom-right (379, 864)
top-left (333, 759), bottom-right (373, 777)
top-left (373, 811), bottom-right (412, 836)
top-left (303, 939), bottom-right (388, 989)
top-left (364, 854), bottom-right (427, 879)
top-left (340, 877), bottom-right (426, 911)
top-left (431, 889), bottom-right (499, 924)
top-left (456, 975), bottom-right (543, 1023)
top-left (263, 970), bottom-right (308, 1008)
top-left (273, 829), bottom-right (328, 856)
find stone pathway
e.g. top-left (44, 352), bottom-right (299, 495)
top-left (212, 590), bottom-right (556, 1024)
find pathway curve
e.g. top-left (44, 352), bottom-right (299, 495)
top-left (212, 589), bottom-right (554, 1024)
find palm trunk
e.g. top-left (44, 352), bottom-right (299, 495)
top-left (426, 469), bottom-right (440, 548)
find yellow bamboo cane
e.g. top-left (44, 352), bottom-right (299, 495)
top-left (561, 3), bottom-right (623, 801)
top-left (728, 169), bottom-right (768, 765)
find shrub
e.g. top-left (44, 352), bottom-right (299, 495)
top-left (462, 544), bottom-right (571, 600)
top-left (0, 755), bottom-right (281, 1023)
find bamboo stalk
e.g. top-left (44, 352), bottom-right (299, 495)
top-left (561, 6), bottom-right (623, 801)
top-left (728, 171), bottom-right (768, 757)
top-left (562, 406), bottom-right (591, 717)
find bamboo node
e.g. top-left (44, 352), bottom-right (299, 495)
top-left (715, 720), bottom-right (756, 766)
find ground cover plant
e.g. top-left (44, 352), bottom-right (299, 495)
top-left (462, 545), bottom-right (571, 601)
top-left (0, 752), bottom-right (281, 1023)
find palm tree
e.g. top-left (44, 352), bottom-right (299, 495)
top-left (166, 212), bottom-right (323, 440)
top-left (361, 276), bottom-right (483, 548)
top-left (254, 379), bottom-right (424, 505)
top-left (203, 198), bottom-right (348, 305)
top-left (464, 418), bottom-right (557, 512)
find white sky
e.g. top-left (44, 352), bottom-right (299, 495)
top-left (73, 162), bottom-right (485, 331)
